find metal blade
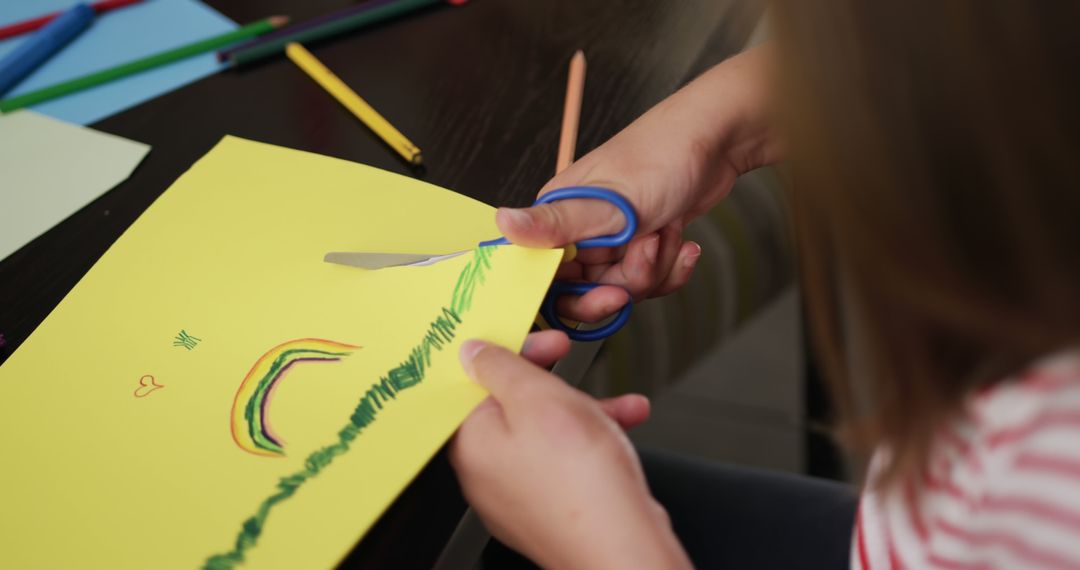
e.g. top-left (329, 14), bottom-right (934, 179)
top-left (323, 250), bottom-right (468, 270)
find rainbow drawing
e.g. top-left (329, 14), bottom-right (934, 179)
top-left (231, 338), bottom-right (360, 457)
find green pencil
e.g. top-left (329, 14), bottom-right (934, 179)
top-left (0, 16), bottom-right (289, 113)
top-left (227, 0), bottom-right (442, 68)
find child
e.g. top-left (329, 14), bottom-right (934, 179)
top-left (450, 2), bottom-right (1080, 568)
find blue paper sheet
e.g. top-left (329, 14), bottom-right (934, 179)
top-left (0, 0), bottom-right (236, 125)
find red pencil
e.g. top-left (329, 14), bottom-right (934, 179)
top-left (0, 0), bottom-right (144, 41)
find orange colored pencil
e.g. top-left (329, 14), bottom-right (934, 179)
top-left (556, 50), bottom-right (586, 174)
top-left (544, 49), bottom-right (588, 327)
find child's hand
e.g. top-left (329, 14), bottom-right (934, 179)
top-left (450, 339), bottom-right (692, 569)
top-left (517, 329), bottom-right (652, 427)
top-left (497, 46), bottom-right (779, 322)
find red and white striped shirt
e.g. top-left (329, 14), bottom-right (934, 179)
top-left (854, 351), bottom-right (1080, 569)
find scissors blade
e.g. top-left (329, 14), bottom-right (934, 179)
top-left (323, 250), bottom-right (469, 270)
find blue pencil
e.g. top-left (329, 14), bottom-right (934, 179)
top-left (0, 3), bottom-right (95, 97)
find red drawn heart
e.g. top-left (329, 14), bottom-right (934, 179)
top-left (134, 375), bottom-right (164, 398)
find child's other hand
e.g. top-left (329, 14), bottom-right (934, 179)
top-left (496, 46), bottom-right (778, 323)
top-left (449, 339), bottom-right (691, 569)
top-left (518, 329), bottom-right (652, 427)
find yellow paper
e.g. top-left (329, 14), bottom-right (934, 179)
top-left (0, 136), bottom-right (562, 569)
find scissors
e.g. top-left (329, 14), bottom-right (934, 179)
top-left (323, 186), bottom-right (638, 342)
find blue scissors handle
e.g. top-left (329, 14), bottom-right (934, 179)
top-left (540, 282), bottom-right (633, 341)
top-left (479, 186), bottom-right (638, 249)
top-left (480, 186), bottom-right (639, 341)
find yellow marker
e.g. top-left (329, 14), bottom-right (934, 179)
top-left (285, 42), bottom-right (423, 165)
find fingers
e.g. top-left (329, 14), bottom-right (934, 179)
top-left (651, 224), bottom-right (684, 290)
top-left (553, 285), bottom-right (631, 323)
top-left (496, 198), bottom-right (625, 249)
top-left (597, 394), bottom-right (651, 430)
top-left (604, 234), bottom-right (661, 301)
top-left (574, 244), bottom-right (627, 265)
top-left (554, 261), bottom-right (585, 281)
top-left (457, 396), bottom-right (508, 434)
top-left (460, 341), bottom-right (558, 413)
top-left (449, 395), bottom-right (507, 478)
top-left (520, 330), bottom-right (571, 367)
top-left (548, 231), bottom-right (697, 323)
top-left (652, 241), bottom-right (702, 297)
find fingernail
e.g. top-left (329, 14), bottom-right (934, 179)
top-left (644, 236), bottom-right (660, 264)
top-left (498, 208), bottom-right (532, 231)
top-left (460, 340), bottom-right (488, 365)
top-left (684, 242), bottom-right (702, 267)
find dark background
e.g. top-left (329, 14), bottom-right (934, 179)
top-left (0, 1), bottom-right (762, 566)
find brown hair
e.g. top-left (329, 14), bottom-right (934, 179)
top-left (771, 2), bottom-right (1080, 485)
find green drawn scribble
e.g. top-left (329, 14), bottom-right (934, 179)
top-left (245, 347), bottom-right (356, 456)
top-left (205, 245), bottom-right (494, 569)
top-left (174, 330), bottom-right (202, 350)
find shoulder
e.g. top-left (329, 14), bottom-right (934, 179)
top-left (971, 350), bottom-right (1080, 464)
top-left (857, 350), bottom-right (1080, 570)
top-left (941, 350), bottom-right (1080, 568)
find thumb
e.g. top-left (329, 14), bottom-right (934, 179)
top-left (460, 340), bottom-right (560, 411)
top-left (495, 197), bottom-right (626, 249)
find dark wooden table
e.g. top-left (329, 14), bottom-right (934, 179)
top-left (0, 0), bottom-right (761, 566)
